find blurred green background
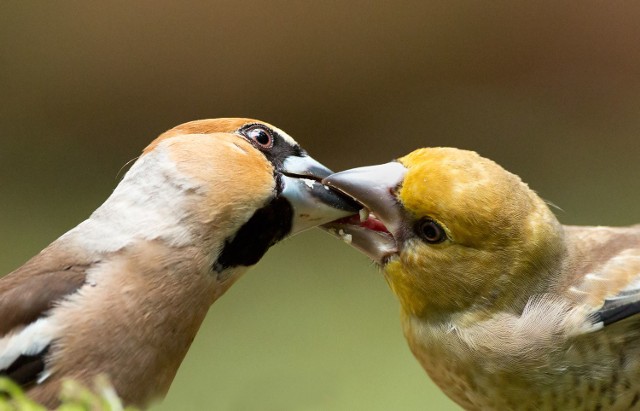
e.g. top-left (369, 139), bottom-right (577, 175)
top-left (1, 2), bottom-right (639, 410)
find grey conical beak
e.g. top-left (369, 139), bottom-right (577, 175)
top-left (322, 162), bottom-right (407, 235)
top-left (319, 162), bottom-right (407, 265)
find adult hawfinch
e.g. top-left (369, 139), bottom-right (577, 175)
top-left (0, 118), bottom-right (358, 408)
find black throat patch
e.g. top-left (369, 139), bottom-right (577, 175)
top-left (213, 196), bottom-right (293, 273)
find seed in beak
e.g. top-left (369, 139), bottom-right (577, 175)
top-left (359, 208), bottom-right (370, 223)
top-left (338, 229), bottom-right (353, 244)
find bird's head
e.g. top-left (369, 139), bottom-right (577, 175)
top-left (100, 118), bottom-right (358, 275)
top-left (323, 148), bottom-right (565, 319)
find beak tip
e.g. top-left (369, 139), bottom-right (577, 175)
top-left (321, 171), bottom-right (356, 195)
top-left (323, 162), bottom-right (408, 199)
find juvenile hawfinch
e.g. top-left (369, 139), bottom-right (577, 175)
top-left (0, 118), bottom-right (358, 408)
top-left (323, 148), bottom-right (640, 410)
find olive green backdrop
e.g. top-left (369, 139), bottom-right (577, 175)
top-left (1, 2), bottom-right (639, 410)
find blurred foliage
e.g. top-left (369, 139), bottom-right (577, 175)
top-left (0, 377), bottom-right (138, 411)
top-left (1, 1), bottom-right (639, 410)
top-left (0, 378), bottom-right (43, 411)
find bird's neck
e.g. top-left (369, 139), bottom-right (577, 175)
top-left (56, 147), bottom-right (255, 295)
top-left (60, 148), bottom-right (209, 255)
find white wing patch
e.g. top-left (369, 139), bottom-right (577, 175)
top-left (0, 317), bottom-right (57, 373)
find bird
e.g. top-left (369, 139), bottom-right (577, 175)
top-left (322, 147), bottom-right (640, 410)
top-left (0, 118), bottom-right (358, 408)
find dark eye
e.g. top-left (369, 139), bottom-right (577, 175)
top-left (416, 219), bottom-right (447, 244)
top-left (245, 125), bottom-right (274, 148)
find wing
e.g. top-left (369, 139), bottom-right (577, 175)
top-left (595, 289), bottom-right (640, 326)
top-left (0, 244), bottom-right (91, 387)
top-left (0, 267), bottom-right (88, 336)
top-left (563, 225), bottom-right (640, 328)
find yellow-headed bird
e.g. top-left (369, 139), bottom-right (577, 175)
top-left (0, 118), bottom-right (357, 408)
top-left (323, 147), bottom-right (640, 410)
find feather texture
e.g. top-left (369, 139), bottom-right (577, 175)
top-left (0, 118), bottom-right (355, 408)
top-left (324, 148), bottom-right (640, 410)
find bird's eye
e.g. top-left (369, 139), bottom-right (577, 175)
top-left (245, 125), bottom-right (274, 149)
top-left (416, 219), bottom-right (447, 244)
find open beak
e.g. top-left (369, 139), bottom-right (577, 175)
top-left (320, 161), bottom-right (408, 265)
top-left (279, 154), bottom-right (361, 234)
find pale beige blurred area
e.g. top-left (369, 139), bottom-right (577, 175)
top-left (1, 2), bottom-right (639, 410)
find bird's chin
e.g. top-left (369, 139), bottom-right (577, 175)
top-left (322, 213), bottom-right (398, 266)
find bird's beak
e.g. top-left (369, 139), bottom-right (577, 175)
top-left (279, 155), bottom-right (361, 234)
top-left (320, 162), bottom-right (408, 265)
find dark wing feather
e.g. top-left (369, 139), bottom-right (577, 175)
top-left (0, 267), bottom-right (88, 336)
top-left (0, 245), bottom-right (93, 387)
top-left (3, 347), bottom-right (50, 387)
top-left (594, 290), bottom-right (640, 326)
